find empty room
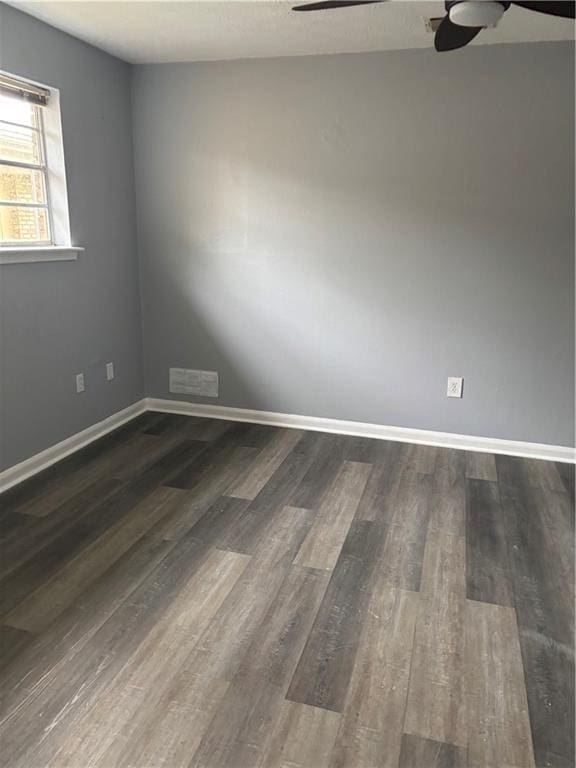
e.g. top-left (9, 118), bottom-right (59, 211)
top-left (0, 1), bottom-right (574, 766)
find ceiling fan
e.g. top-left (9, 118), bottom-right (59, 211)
top-left (292, 1), bottom-right (575, 52)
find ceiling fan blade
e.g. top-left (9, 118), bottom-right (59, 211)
top-left (511, 1), bottom-right (575, 18)
top-left (434, 15), bottom-right (483, 51)
top-left (292, 1), bottom-right (385, 11)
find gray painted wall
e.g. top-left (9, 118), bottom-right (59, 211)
top-left (0, 10), bottom-right (572, 472)
top-left (133, 42), bottom-right (574, 447)
top-left (0, 4), bottom-right (144, 471)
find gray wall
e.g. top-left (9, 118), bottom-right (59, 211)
top-left (0, 4), bottom-right (144, 471)
top-left (133, 42), bottom-right (574, 447)
top-left (0, 12), bottom-right (572, 470)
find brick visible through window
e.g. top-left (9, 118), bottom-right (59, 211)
top-left (0, 94), bottom-right (51, 245)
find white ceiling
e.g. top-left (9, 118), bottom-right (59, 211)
top-left (7, 0), bottom-right (575, 64)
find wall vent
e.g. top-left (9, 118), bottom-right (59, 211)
top-left (169, 368), bottom-right (219, 398)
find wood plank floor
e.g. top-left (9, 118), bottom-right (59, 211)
top-left (0, 412), bottom-right (573, 768)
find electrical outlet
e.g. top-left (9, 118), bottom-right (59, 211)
top-left (106, 362), bottom-right (114, 381)
top-left (75, 373), bottom-right (85, 394)
top-left (447, 376), bottom-right (463, 398)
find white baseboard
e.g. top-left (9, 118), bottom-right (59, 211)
top-left (147, 398), bottom-right (575, 464)
top-left (1, 396), bottom-right (572, 494)
top-left (0, 399), bottom-right (147, 494)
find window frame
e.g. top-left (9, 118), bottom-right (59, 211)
top-left (0, 71), bottom-right (83, 264)
top-left (0, 103), bottom-right (54, 247)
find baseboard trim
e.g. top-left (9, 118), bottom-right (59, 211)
top-left (147, 397), bottom-right (576, 464)
top-left (1, 396), bottom-right (572, 494)
top-left (0, 399), bottom-right (147, 494)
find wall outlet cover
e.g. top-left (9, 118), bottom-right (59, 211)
top-left (75, 373), bottom-right (85, 394)
top-left (447, 376), bottom-right (463, 398)
top-left (106, 362), bottom-right (115, 381)
top-left (169, 368), bottom-right (219, 398)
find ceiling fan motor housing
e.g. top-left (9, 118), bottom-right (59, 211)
top-left (447, 0), bottom-right (510, 27)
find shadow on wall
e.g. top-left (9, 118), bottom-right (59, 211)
top-left (144, 146), bottom-right (572, 438)
top-left (138, 48), bottom-right (574, 444)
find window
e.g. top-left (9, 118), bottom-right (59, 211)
top-left (0, 94), bottom-right (52, 245)
top-left (0, 72), bottom-right (80, 263)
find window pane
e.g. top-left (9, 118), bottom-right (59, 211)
top-left (0, 94), bottom-right (37, 127)
top-left (0, 122), bottom-right (42, 165)
top-left (0, 164), bottom-right (46, 204)
top-left (0, 205), bottom-right (50, 244)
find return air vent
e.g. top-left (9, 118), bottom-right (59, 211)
top-left (169, 368), bottom-right (219, 398)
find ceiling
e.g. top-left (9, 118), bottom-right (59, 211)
top-left (7, 0), bottom-right (575, 64)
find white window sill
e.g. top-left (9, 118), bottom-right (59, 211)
top-left (0, 246), bottom-right (84, 265)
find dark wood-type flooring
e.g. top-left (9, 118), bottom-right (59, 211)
top-left (0, 412), bottom-right (573, 768)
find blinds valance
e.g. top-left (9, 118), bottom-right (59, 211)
top-left (0, 73), bottom-right (50, 107)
